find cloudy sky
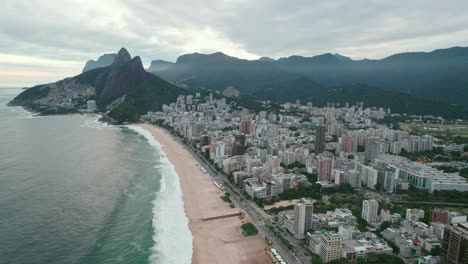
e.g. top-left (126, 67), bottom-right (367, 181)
top-left (1, 0), bottom-right (468, 87)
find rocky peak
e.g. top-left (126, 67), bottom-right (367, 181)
top-left (109, 48), bottom-right (134, 76)
top-left (98, 51), bottom-right (147, 105)
top-left (113, 48), bottom-right (132, 66)
top-left (128, 56), bottom-right (145, 73)
top-left (147, 59), bottom-right (174, 72)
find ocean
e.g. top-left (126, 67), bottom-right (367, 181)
top-left (0, 88), bottom-right (192, 264)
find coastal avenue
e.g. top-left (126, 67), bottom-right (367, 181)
top-left (167, 128), bottom-right (306, 264)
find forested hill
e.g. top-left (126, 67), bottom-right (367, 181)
top-left (9, 48), bottom-right (188, 123)
top-left (148, 46), bottom-right (468, 110)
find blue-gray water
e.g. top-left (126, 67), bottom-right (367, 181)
top-left (0, 88), bottom-right (192, 264)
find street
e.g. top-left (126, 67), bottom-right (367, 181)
top-left (169, 131), bottom-right (306, 264)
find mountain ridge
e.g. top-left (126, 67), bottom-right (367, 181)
top-left (249, 77), bottom-right (466, 118)
top-left (10, 48), bottom-right (188, 123)
top-left (82, 53), bottom-right (116, 72)
top-left (147, 46), bottom-right (468, 106)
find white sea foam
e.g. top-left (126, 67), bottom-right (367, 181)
top-left (8, 106), bottom-right (39, 119)
top-left (126, 125), bottom-right (193, 264)
top-left (80, 115), bottom-right (118, 130)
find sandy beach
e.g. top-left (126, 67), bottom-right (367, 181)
top-left (138, 124), bottom-right (270, 264)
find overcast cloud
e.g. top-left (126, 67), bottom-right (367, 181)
top-left (1, 0), bottom-right (468, 86)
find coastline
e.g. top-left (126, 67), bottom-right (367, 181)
top-left (138, 123), bottom-right (270, 264)
top-left (126, 125), bottom-right (193, 264)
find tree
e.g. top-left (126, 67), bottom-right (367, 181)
top-left (357, 257), bottom-right (366, 264)
top-left (338, 183), bottom-right (354, 194)
top-left (385, 239), bottom-right (400, 254)
top-left (204, 149), bottom-right (210, 160)
top-left (430, 246), bottom-right (442, 256)
top-left (287, 161), bottom-right (306, 169)
top-left (460, 167), bottom-right (468, 179)
top-left (433, 165), bottom-right (459, 173)
top-left (303, 171), bottom-right (318, 183)
top-left (328, 258), bottom-right (350, 264)
top-left (380, 221), bottom-right (392, 231)
top-left (356, 216), bottom-right (368, 232)
top-left (311, 255), bottom-right (323, 264)
top-left (433, 146), bottom-right (444, 154)
top-left (367, 253), bottom-right (404, 264)
top-left (400, 148), bottom-right (409, 156)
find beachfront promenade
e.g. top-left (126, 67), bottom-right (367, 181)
top-left (157, 123), bottom-right (305, 264)
top-left (140, 124), bottom-right (271, 264)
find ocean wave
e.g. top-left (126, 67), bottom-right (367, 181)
top-left (126, 125), bottom-right (193, 264)
top-left (79, 115), bottom-right (118, 130)
top-left (8, 106), bottom-right (38, 119)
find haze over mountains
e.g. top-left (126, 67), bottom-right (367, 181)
top-left (82, 53), bottom-right (117, 72)
top-left (79, 46), bottom-right (468, 109)
top-left (9, 46), bottom-right (468, 123)
top-left (146, 46), bottom-right (468, 107)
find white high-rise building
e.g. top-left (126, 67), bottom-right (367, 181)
top-left (366, 167), bottom-right (378, 189)
top-left (294, 202), bottom-right (306, 239)
top-left (362, 199), bottom-right (379, 223)
top-left (86, 100), bottom-right (96, 112)
top-left (302, 198), bottom-right (314, 231)
top-left (215, 142), bottom-right (226, 158)
top-left (293, 198), bottom-right (314, 239)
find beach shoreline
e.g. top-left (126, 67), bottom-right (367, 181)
top-left (138, 123), bottom-right (270, 264)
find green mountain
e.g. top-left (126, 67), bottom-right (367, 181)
top-left (275, 47), bottom-right (468, 106)
top-left (250, 78), bottom-right (466, 118)
top-left (147, 59), bottom-right (175, 72)
top-left (258, 56), bottom-right (275, 62)
top-left (150, 46), bottom-right (468, 108)
top-left (9, 48), bottom-right (188, 123)
top-left (150, 51), bottom-right (298, 93)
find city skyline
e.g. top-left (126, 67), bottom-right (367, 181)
top-left (2, 1), bottom-right (468, 263)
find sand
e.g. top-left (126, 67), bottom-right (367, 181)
top-left (263, 199), bottom-right (300, 210)
top-left (139, 124), bottom-right (270, 264)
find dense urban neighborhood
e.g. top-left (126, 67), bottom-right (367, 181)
top-left (142, 92), bottom-right (468, 264)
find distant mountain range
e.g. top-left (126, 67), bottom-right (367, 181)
top-left (147, 59), bottom-right (175, 72)
top-left (148, 46), bottom-right (468, 108)
top-left (10, 48), bottom-right (187, 123)
top-left (250, 77), bottom-right (462, 117)
top-left (82, 53), bottom-right (116, 72)
top-left (8, 46), bottom-right (468, 121)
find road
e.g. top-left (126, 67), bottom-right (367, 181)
top-left (168, 131), bottom-right (305, 264)
top-left (392, 200), bottom-right (468, 207)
